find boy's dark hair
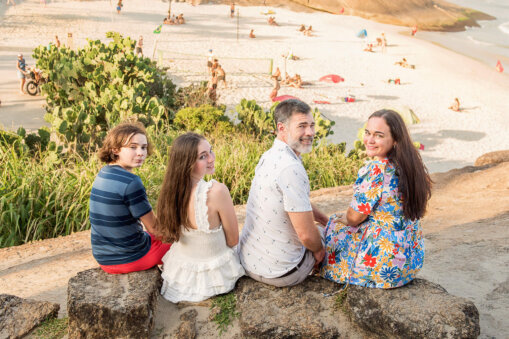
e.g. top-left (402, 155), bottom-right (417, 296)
top-left (98, 122), bottom-right (152, 163)
top-left (273, 99), bottom-right (311, 126)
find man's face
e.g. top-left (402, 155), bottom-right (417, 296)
top-left (280, 112), bottom-right (315, 156)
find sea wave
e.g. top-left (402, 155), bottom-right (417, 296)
top-left (467, 35), bottom-right (494, 46)
top-left (499, 21), bottom-right (509, 35)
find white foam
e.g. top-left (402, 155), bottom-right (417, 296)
top-left (467, 35), bottom-right (494, 46)
top-left (499, 21), bottom-right (509, 35)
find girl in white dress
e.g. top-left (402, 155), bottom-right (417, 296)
top-left (155, 132), bottom-right (245, 303)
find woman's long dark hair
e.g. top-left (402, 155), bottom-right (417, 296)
top-left (154, 132), bottom-right (205, 243)
top-left (369, 109), bottom-right (432, 220)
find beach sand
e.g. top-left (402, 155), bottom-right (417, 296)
top-left (0, 0), bottom-right (508, 173)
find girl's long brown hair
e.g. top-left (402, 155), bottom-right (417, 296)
top-left (369, 110), bottom-right (432, 220)
top-left (155, 133), bottom-right (205, 243)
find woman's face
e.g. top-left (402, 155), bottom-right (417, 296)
top-left (363, 117), bottom-right (395, 160)
top-left (191, 139), bottom-right (215, 181)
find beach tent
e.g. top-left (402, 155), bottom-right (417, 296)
top-left (389, 106), bottom-right (420, 124)
top-left (357, 29), bottom-right (367, 38)
top-left (496, 60), bottom-right (504, 73)
top-left (319, 74), bottom-right (345, 83)
top-left (272, 95), bottom-right (299, 102)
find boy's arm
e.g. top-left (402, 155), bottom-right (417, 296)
top-left (139, 210), bottom-right (157, 234)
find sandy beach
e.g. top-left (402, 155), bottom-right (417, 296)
top-left (0, 0), bottom-right (508, 174)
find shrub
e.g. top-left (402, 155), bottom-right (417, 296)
top-left (32, 32), bottom-right (177, 154)
top-left (174, 105), bottom-right (233, 136)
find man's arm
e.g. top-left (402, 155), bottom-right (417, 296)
top-left (288, 211), bottom-right (325, 262)
top-left (311, 203), bottom-right (328, 226)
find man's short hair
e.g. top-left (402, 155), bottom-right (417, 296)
top-left (274, 99), bottom-right (311, 126)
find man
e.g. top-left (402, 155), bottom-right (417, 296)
top-left (239, 99), bottom-right (328, 287)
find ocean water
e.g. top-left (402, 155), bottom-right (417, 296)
top-left (417, 0), bottom-right (509, 67)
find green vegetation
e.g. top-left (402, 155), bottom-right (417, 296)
top-left (210, 292), bottom-right (240, 335)
top-left (0, 32), bottom-right (365, 248)
top-left (32, 317), bottom-right (68, 339)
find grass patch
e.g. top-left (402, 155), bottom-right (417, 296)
top-left (32, 317), bottom-right (68, 339)
top-left (334, 287), bottom-right (349, 313)
top-left (210, 292), bottom-right (239, 335)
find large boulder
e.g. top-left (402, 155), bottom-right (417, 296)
top-left (344, 278), bottom-right (480, 338)
top-left (67, 267), bottom-right (162, 339)
top-left (474, 150), bottom-right (509, 166)
top-left (0, 294), bottom-right (59, 339)
top-left (235, 276), bottom-right (363, 338)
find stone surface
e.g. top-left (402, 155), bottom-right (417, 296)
top-left (174, 309), bottom-right (197, 339)
top-left (474, 150), bottom-right (509, 166)
top-left (235, 276), bottom-right (361, 338)
top-left (0, 294), bottom-right (59, 339)
top-left (344, 278), bottom-right (480, 338)
top-left (67, 267), bottom-right (162, 339)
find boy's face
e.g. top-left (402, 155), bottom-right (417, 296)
top-left (113, 133), bottom-right (148, 172)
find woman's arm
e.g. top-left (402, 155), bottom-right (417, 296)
top-left (209, 182), bottom-right (239, 247)
top-left (346, 207), bottom-right (368, 227)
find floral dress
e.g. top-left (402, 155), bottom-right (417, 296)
top-left (320, 159), bottom-right (424, 288)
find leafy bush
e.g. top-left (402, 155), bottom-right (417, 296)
top-left (174, 105), bottom-right (233, 136)
top-left (33, 32), bottom-right (177, 154)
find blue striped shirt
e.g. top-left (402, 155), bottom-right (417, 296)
top-left (89, 165), bottom-right (152, 265)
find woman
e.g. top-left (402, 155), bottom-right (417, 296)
top-left (155, 133), bottom-right (244, 302)
top-left (320, 109), bottom-right (431, 288)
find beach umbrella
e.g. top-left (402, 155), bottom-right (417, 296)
top-left (357, 29), bottom-right (367, 38)
top-left (272, 95), bottom-right (299, 102)
top-left (319, 74), bottom-right (344, 83)
top-left (496, 60), bottom-right (504, 73)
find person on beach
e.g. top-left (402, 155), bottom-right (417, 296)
top-left (411, 25), bottom-right (418, 36)
top-left (268, 16), bottom-right (279, 26)
top-left (177, 14), bottom-right (185, 24)
top-left (116, 0), bottom-right (123, 14)
top-left (238, 99), bottom-right (328, 287)
top-left (230, 2), bottom-right (235, 18)
top-left (298, 24), bottom-right (306, 32)
top-left (16, 54), bottom-right (27, 95)
top-left (136, 36), bottom-right (143, 57)
top-left (272, 67), bottom-right (281, 80)
top-left (216, 64), bottom-right (227, 89)
top-left (206, 49), bottom-right (214, 74)
top-left (249, 29), bottom-right (256, 38)
top-left (55, 36), bottom-right (61, 48)
top-left (155, 133), bottom-right (245, 303)
top-left (206, 72), bottom-right (218, 101)
top-left (449, 98), bottom-right (461, 112)
top-left (269, 75), bottom-right (280, 101)
top-left (89, 123), bottom-right (171, 274)
top-left (320, 109), bottom-right (431, 288)
top-left (67, 32), bottom-right (74, 50)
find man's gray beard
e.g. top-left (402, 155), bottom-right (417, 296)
top-left (289, 140), bottom-right (313, 154)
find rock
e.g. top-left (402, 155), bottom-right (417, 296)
top-left (0, 294), bottom-right (59, 339)
top-left (67, 267), bottom-right (162, 339)
top-left (235, 276), bottom-right (351, 338)
top-left (174, 309), bottom-right (197, 339)
top-left (475, 150), bottom-right (509, 166)
top-left (344, 278), bottom-right (480, 338)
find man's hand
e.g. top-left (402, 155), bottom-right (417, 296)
top-left (313, 246), bottom-right (325, 263)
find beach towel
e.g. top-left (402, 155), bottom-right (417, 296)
top-left (261, 9), bottom-right (275, 15)
top-left (153, 25), bottom-right (162, 34)
top-left (272, 95), bottom-right (299, 102)
top-left (496, 60), bottom-right (504, 73)
top-left (343, 97), bottom-right (355, 103)
top-left (357, 29), bottom-right (367, 38)
top-left (313, 100), bottom-right (331, 104)
top-left (339, 8), bottom-right (344, 14)
top-left (319, 74), bottom-right (344, 83)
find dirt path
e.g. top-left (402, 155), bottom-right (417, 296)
top-left (1, 162), bottom-right (508, 338)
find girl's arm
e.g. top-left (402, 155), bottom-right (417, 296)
top-left (209, 182), bottom-right (239, 247)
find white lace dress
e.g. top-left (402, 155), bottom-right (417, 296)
top-left (160, 179), bottom-right (245, 303)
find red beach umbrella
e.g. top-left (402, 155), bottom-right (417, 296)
top-left (319, 74), bottom-right (344, 83)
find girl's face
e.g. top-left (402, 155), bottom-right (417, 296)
top-left (191, 139), bottom-right (215, 181)
top-left (363, 117), bottom-right (395, 160)
top-left (113, 133), bottom-right (148, 172)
